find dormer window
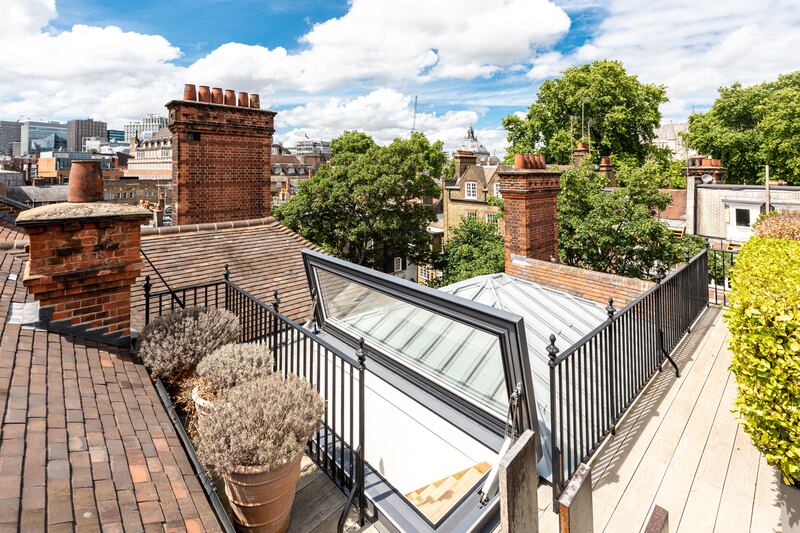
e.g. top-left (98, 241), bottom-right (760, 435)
top-left (465, 181), bottom-right (477, 200)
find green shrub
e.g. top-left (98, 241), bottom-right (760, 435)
top-left (726, 236), bottom-right (800, 483)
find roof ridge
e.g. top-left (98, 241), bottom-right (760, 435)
top-left (141, 217), bottom-right (277, 237)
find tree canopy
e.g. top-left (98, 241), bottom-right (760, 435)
top-left (431, 217), bottom-right (505, 287)
top-left (274, 131), bottom-right (444, 267)
top-left (686, 71), bottom-right (800, 184)
top-left (558, 160), bottom-right (704, 279)
top-left (503, 60), bottom-right (667, 165)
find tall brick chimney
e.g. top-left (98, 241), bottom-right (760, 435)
top-left (598, 156), bottom-right (616, 187)
top-left (15, 160), bottom-right (150, 346)
top-left (572, 141), bottom-right (590, 168)
top-left (499, 157), bottom-right (561, 266)
top-left (453, 150), bottom-right (477, 180)
top-left (167, 84), bottom-right (276, 225)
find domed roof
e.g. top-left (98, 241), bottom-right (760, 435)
top-left (456, 126), bottom-right (490, 157)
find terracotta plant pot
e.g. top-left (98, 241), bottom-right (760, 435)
top-left (223, 449), bottom-right (304, 533)
top-left (514, 153), bottom-right (525, 170)
top-left (67, 160), bottom-right (103, 203)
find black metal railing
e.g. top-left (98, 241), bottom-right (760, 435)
top-left (547, 250), bottom-right (710, 510)
top-left (143, 271), bottom-right (366, 530)
top-left (706, 247), bottom-right (737, 306)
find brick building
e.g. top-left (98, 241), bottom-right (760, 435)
top-left (125, 127), bottom-right (173, 180)
top-left (167, 84), bottom-right (275, 225)
top-left (442, 151), bottom-right (504, 241)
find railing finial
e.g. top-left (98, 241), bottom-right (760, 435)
top-left (356, 337), bottom-right (366, 367)
top-left (272, 289), bottom-right (281, 311)
top-left (606, 297), bottom-right (616, 319)
top-left (223, 263), bottom-right (230, 281)
top-left (143, 275), bottom-right (151, 296)
top-left (547, 334), bottom-right (559, 366)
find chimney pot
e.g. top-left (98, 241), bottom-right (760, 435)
top-left (198, 85), bottom-right (211, 103)
top-left (67, 160), bottom-right (103, 203)
top-left (237, 91), bottom-right (249, 107)
top-left (523, 153), bottom-right (535, 169)
top-left (211, 87), bottom-right (223, 104)
top-left (183, 84), bottom-right (197, 101)
top-left (224, 89), bottom-right (236, 106)
top-left (534, 154), bottom-right (546, 169)
top-left (514, 154), bottom-right (525, 170)
top-left (249, 93), bottom-right (260, 109)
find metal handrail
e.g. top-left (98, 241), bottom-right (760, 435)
top-left (140, 248), bottom-right (185, 309)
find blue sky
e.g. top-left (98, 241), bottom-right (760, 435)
top-left (3, 0), bottom-right (800, 154)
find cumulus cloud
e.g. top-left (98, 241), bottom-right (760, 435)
top-left (528, 0), bottom-right (800, 120)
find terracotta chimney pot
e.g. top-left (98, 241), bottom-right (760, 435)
top-left (67, 160), bottom-right (103, 203)
top-left (600, 156), bottom-right (611, 166)
top-left (524, 154), bottom-right (535, 169)
top-left (249, 93), bottom-right (260, 109)
top-left (198, 85), bottom-right (211, 103)
top-left (514, 154), bottom-right (525, 170)
top-left (183, 84), bottom-right (197, 101)
top-left (534, 154), bottom-right (546, 169)
top-left (577, 141), bottom-right (589, 150)
top-left (237, 91), bottom-right (249, 107)
top-left (224, 89), bottom-right (236, 106)
top-left (211, 87), bottom-right (223, 104)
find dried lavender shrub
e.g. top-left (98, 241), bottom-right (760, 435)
top-left (196, 374), bottom-right (324, 474)
top-left (138, 307), bottom-right (240, 384)
top-left (756, 211), bottom-right (800, 241)
top-left (196, 343), bottom-right (274, 396)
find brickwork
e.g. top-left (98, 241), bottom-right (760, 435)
top-left (16, 206), bottom-right (150, 345)
top-left (167, 98), bottom-right (275, 225)
top-left (498, 168), bottom-right (561, 262)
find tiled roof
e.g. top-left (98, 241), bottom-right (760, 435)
top-left (6, 185), bottom-right (69, 205)
top-left (0, 248), bottom-right (220, 531)
top-left (0, 216), bottom-right (27, 246)
top-left (132, 218), bottom-right (321, 330)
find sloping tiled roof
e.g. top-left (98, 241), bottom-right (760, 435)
top-left (132, 218), bottom-right (321, 330)
top-left (0, 248), bottom-right (220, 531)
top-left (6, 185), bottom-right (69, 205)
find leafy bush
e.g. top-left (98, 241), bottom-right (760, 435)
top-left (726, 237), bottom-right (800, 483)
top-left (138, 307), bottom-right (240, 384)
top-left (755, 211), bottom-right (800, 241)
top-left (196, 343), bottom-right (274, 397)
top-left (196, 374), bottom-right (324, 474)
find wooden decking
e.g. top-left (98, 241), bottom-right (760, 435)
top-left (288, 455), bottom-right (376, 533)
top-left (538, 308), bottom-right (784, 533)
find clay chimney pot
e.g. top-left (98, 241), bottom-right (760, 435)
top-left (514, 153), bottom-right (525, 170)
top-left (198, 85), bottom-right (211, 103)
top-left (211, 87), bottom-right (223, 104)
top-left (183, 84), bottom-right (197, 101)
top-left (237, 91), bottom-right (249, 107)
top-left (67, 160), bottom-right (104, 203)
top-left (523, 153), bottom-right (535, 169)
top-left (249, 93), bottom-right (260, 109)
top-left (224, 89), bottom-right (236, 106)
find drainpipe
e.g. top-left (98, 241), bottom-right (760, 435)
top-left (765, 164), bottom-right (771, 214)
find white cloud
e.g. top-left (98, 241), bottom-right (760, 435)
top-left (528, 0), bottom-right (800, 120)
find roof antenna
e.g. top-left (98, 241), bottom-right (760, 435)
top-left (411, 95), bottom-right (418, 134)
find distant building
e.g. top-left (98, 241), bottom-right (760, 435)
top-left (0, 121), bottom-right (21, 155)
top-left (38, 152), bottom-right (122, 184)
top-left (443, 151), bottom-right (504, 242)
top-left (10, 142), bottom-right (22, 157)
top-left (653, 122), bottom-right (698, 162)
top-left (123, 114), bottom-right (168, 142)
top-left (454, 126), bottom-right (497, 165)
top-left (67, 118), bottom-right (107, 152)
top-left (5, 184), bottom-right (68, 207)
top-left (291, 139), bottom-right (332, 157)
top-left (125, 128), bottom-right (172, 180)
top-left (83, 136), bottom-right (129, 154)
top-left (270, 152), bottom-right (329, 206)
top-left (20, 121), bottom-right (67, 155)
top-left (0, 169), bottom-right (24, 187)
top-left (107, 129), bottom-right (125, 142)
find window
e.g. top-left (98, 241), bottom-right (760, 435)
top-left (486, 213), bottom-right (498, 227)
top-left (420, 265), bottom-right (430, 281)
top-left (494, 182), bottom-right (501, 198)
top-left (465, 211), bottom-right (477, 221)
top-left (465, 181), bottom-right (477, 199)
top-left (393, 257), bottom-right (403, 272)
top-left (187, 132), bottom-right (201, 141)
top-left (735, 208), bottom-right (751, 227)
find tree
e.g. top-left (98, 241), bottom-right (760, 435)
top-left (274, 131), bottom-right (444, 267)
top-left (503, 60), bottom-right (667, 165)
top-left (558, 160), bottom-right (704, 280)
top-left (686, 71), bottom-right (800, 184)
top-left (431, 217), bottom-right (505, 287)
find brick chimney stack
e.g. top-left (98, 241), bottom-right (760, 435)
top-left (15, 160), bottom-right (151, 346)
top-left (499, 156), bottom-right (561, 266)
top-left (572, 141), bottom-right (590, 168)
top-left (683, 157), bottom-right (727, 184)
top-left (453, 150), bottom-right (477, 180)
top-left (167, 83), bottom-right (276, 225)
top-left (598, 156), bottom-right (616, 187)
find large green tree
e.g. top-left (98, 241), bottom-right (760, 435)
top-left (558, 160), bottom-right (704, 279)
top-left (503, 60), bottom-right (667, 165)
top-left (686, 71), bottom-right (800, 184)
top-left (275, 131), bottom-right (444, 267)
top-left (431, 217), bottom-right (505, 287)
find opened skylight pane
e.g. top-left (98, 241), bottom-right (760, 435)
top-left (315, 268), bottom-right (507, 416)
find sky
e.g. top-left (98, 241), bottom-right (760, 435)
top-left (3, 0), bottom-right (800, 155)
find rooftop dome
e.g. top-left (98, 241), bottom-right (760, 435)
top-left (456, 126), bottom-right (490, 158)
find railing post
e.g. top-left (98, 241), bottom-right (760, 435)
top-left (143, 275), bottom-right (151, 326)
top-left (272, 289), bottom-right (281, 313)
top-left (356, 337), bottom-right (366, 526)
top-left (223, 264), bottom-right (230, 311)
top-left (653, 270), bottom-right (679, 377)
top-left (547, 334), bottom-right (561, 512)
top-left (605, 298), bottom-right (616, 436)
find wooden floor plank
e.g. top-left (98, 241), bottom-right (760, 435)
top-left (713, 424), bottom-right (762, 533)
top-left (749, 453), bottom-right (782, 533)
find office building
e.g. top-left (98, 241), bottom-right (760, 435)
top-left (123, 114), bottom-right (168, 142)
top-left (0, 121), bottom-right (21, 155)
top-left (20, 121), bottom-right (67, 155)
top-left (67, 118), bottom-right (107, 152)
